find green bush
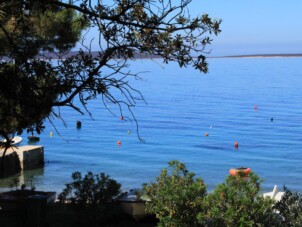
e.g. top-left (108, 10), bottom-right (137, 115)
top-left (274, 187), bottom-right (302, 226)
top-left (143, 160), bottom-right (207, 227)
top-left (58, 171), bottom-right (121, 205)
top-left (201, 173), bottom-right (280, 227)
top-left (52, 165), bottom-right (302, 227)
top-left (58, 171), bottom-right (123, 226)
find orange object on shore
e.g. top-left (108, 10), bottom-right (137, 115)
top-left (229, 167), bottom-right (251, 176)
top-left (234, 141), bottom-right (239, 148)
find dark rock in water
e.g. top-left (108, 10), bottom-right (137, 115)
top-left (76, 120), bottom-right (82, 129)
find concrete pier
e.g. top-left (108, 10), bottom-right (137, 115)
top-left (0, 146), bottom-right (44, 177)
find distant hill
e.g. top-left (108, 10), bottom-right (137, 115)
top-left (0, 51), bottom-right (161, 60)
top-left (2, 51), bottom-right (302, 60)
top-left (35, 51), bottom-right (162, 59)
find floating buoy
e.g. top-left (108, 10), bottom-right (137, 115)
top-left (127, 130), bottom-right (131, 135)
top-left (204, 132), bottom-right (209, 137)
top-left (117, 140), bottom-right (121, 145)
top-left (76, 120), bottom-right (82, 129)
top-left (234, 141), bottom-right (239, 149)
top-left (50, 132), bottom-right (53, 137)
top-left (120, 116), bottom-right (124, 120)
top-left (229, 167), bottom-right (251, 176)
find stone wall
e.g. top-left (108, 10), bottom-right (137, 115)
top-left (0, 146), bottom-right (44, 177)
top-left (16, 146), bottom-right (44, 170)
top-left (0, 152), bottom-right (21, 177)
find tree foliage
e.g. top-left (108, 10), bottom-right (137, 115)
top-left (0, 62), bottom-right (57, 136)
top-left (143, 160), bottom-right (207, 227)
top-left (0, 1), bottom-right (86, 57)
top-left (58, 171), bottom-right (121, 206)
top-left (57, 171), bottom-right (122, 226)
top-left (0, 1), bottom-right (86, 139)
top-left (42, 165), bottom-right (302, 226)
top-left (273, 187), bottom-right (302, 226)
top-left (0, 0), bottom-right (221, 144)
top-left (0, 1), bottom-right (87, 177)
top-left (143, 162), bottom-right (302, 227)
top-left (203, 173), bottom-right (280, 226)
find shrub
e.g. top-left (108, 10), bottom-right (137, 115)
top-left (201, 172), bottom-right (280, 227)
top-left (274, 187), bottom-right (302, 226)
top-left (143, 160), bottom-right (207, 227)
top-left (58, 171), bottom-right (122, 226)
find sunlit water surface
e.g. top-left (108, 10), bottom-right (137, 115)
top-left (1, 57), bottom-right (302, 193)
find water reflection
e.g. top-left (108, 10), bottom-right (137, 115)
top-left (27, 140), bottom-right (40, 146)
top-left (0, 168), bottom-right (44, 192)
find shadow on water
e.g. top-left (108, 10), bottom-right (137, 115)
top-left (194, 144), bottom-right (229, 151)
top-left (27, 140), bottom-right (39, 146)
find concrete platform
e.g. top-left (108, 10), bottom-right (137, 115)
top-left (0, 146), bottom-right (44, 177)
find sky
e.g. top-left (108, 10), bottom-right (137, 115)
top-left (189, 0), bottom-right (302, 56)
top-left (78, 0), bottom-right (302, 56)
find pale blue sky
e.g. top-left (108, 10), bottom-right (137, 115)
top-left (189, 0), bottom-right (302, 56)
top-left (79, 1), bottom-right (302, 56)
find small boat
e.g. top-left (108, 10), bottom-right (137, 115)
top-left (229, 167), bottom-right (251, 176)
top-left (263, 185), bottom-right (285, 201)
top-left (28, 136), bottom-right (40, 142)
top-left (117, 189), bottom-right (150, 221)
top-left (0, 136), bottom-right (23, 146)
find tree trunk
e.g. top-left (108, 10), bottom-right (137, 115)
top-left (0, 134), bottom-right (11, 178)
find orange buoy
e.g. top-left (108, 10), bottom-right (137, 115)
top-left (117, 140), bottom-right (121, 145)
top-left (229, 167), bottom-right (251, 176)
top-left (204, 132), bottom-right (209, 137)
top-left (234, 141), bottom-right (239, 149)
top-left (120, 116), bottom-right (124, 120)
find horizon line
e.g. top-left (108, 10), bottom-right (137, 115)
top-left (2, 52), bottom-right (302, 60)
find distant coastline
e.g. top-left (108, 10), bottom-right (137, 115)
top-left (2, 52), bottom-right (302, 60)
top-left (64, 52), bottom-right (302, 59)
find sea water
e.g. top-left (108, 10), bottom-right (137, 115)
top-left (1, 57), bottom-right (302, 193)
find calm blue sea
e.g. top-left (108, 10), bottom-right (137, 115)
top-left (1, 57), bottom-right (302, 193)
